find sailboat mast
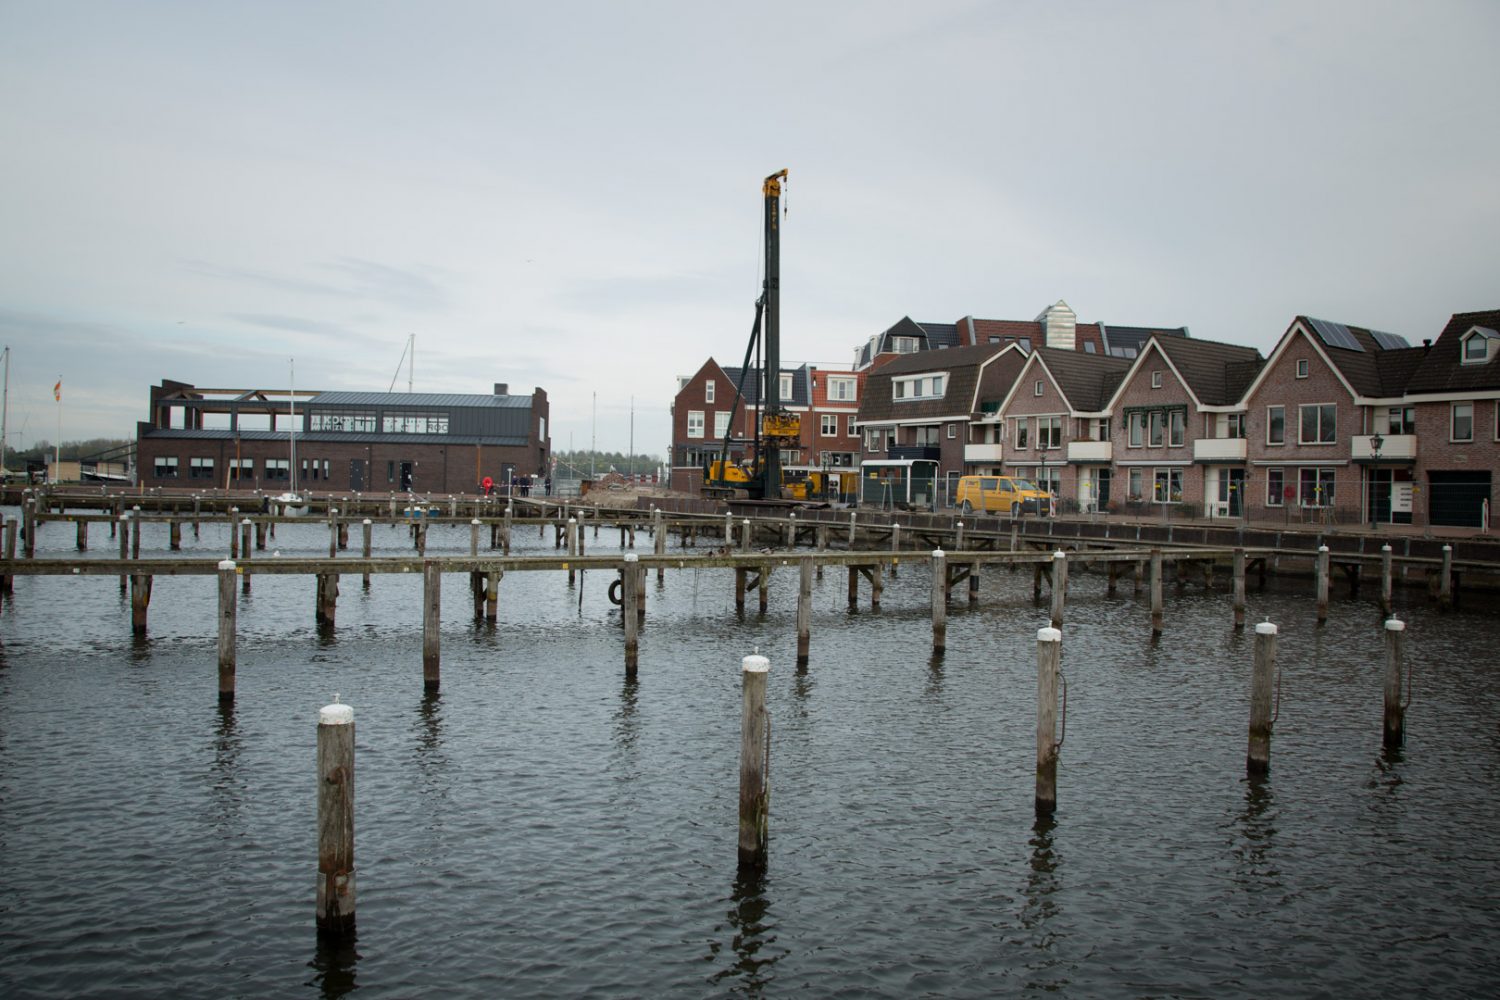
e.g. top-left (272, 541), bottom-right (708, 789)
top-left (1, 346), bottom-right (9, 478)
top-left (289, 358), bottom-right (298, 491)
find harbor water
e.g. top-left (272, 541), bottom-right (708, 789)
top-left (2, 515), bottom-right (1498, 997)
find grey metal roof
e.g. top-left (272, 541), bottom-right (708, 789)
top-left (309, 391), bottom-right (532, 408)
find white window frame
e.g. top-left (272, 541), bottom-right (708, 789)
top-left (705, 380), bottom-right (715, 404)
top-left (1266, 467), bottom-right (1285, 507)
top-left (1169, 409), bottom-right (1185, 448)
top-left (155, 455), bottom-right (179, 478)
top-left (1034, 379), bottom-right (1044, 396)
top-left (1151, 370), bottom-right (1163, 388)
top-left (828, 377), bottom-right (857, 402)
top-left (713, 411), bottom-right (730, 439)
top-left (947, 422), bottom-right (957, 439)
top-left (780, 374), bottom-right (793, 401)
top-left (1461, 334), bottom-right (1488, 364)
top-left (1266, 405), bottom-right (1286, 445)
top-left (1037, 415), bottom-right (1062, 450)
top-left (820, 414), bottom-right (837, 437)
top-left (1298, 403), bottom-right (1337, 445)
top-left (1296, 359), bottom-right (1309, 378)
top-left (1451, 401), bottom-right (1474, 442)
top-left (687, 410), bottom-right (705, 439)
top-left (892, 371), bottom-right (948, 401)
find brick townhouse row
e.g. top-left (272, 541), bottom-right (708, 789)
top-left (671, 299), bottom-right (1499, 527)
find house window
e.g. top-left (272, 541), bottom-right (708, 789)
top-left (1019, 338), bottom-right (1032, 352)
top-left (893, 373), bottom-right (947, 401)
top-left (1386, 407), bottom-right (1416, 435)
top-left (705, 380), bottom-right (715, 404)
top-left (1127, 468), bottom-right (1144, 501)
top-left (1267, 405), bottom-right (1285, 445)
top-left (712, 411), bottom-right (730, 438)
top-left (301, 458), bottom-right (331, 481)
top-left (1013, 419), bottom-right (1029, 449)
top-left (1037, 416), bottom-right (1062, 449)
top-left (1266, 467), bottom-right (1284, 507)
top-left (1034, 380), bottom-right (1044, 396)
top-left (1035, 467), bottom-right (1061, 497)
top-left (1128, 412), bottom-right (1144, 447)
top-left (1298, 403), bottom-right (1337, 444)
top-left (780, 374), bottom-right (793, 401)
top-left (1462, 335), bottom-right (1488, 363)
top-left (893, 336), bottom-right (919, 353)
top-left (1153, 468), bottom-right (1183, 503)
top-left (189, 457), bottom-right (215, 479)
top-left (1149, 411), bottom-right (1165, 447)
top-left (1169, 410), bottom-right (1185, 447)
top-left (947, 423), bottom-right (957, 439)
top-left (1083, 342), bottom-right (1096, 354)
top-left (847, 415), bottom-right (857, 437)
top-left (821, 414), bottom-right (837, 436)
top-left (1452, 402), bottom-right (1473, 442)
top-left (1151, 371), bottom-right (1163, 388)
top-left (687, 410), bottom-right (705, 439)
top-left (264, 458), bottom-right (289, 482)
top-left (1299, 467), bottom-right (1336, 507)
top-left (154, 456), bottom-right (179, 478)
top-left (913, 425), bottom-right (939, 446)
top-left (828, 377), bottom-right (857, 401)
top-left (387, 461), bottom-right (396, 483)
top-left (1226, 413), bottom-right (1246, 438)
top-left (1296, 359), bottom-right (1309, 378)
top-left (228, 459), bottom-right (254, 481)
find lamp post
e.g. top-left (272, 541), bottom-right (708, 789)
top-left (1370, 432), bottom-right (1384, 531)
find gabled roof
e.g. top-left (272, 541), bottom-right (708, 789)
top-left (857, 343), bottom-right (1010, 424)
top-left (1098, 324), bottom-right (1189, 358)
top-left (1151, 336), bottom-right (1265, 406)
top-left (720, 363), bottom-right (811, 408)
top-left (1026, 347), bottom-right (1133, 412)
top-left (1405, 309), bottom-right (1500, 393)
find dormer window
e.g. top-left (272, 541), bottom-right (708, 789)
top-left (893, 336), bottom-right (919, 353)
top-left (892, 372), bottom-right (947, 401)
top-left (1461, 327), bottom-right (1498, 364)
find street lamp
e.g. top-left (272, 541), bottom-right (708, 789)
top-left (1370, 432), bottom-right (1384, 531)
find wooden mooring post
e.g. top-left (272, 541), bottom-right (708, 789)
top-left (1315, 545), bottom-right (1330, 623)
top-left (654, 509), bottom-right (666, 583)
top-left (737, 653), bottom-right (770, 869)
top-left (218, 560), bottom-right (237, 702)
top-left (2, 517), bottom-right (16, 594)
top-left (1438, 544), bottom-right (1453, 608)
top-left (23, 498), bottom-right (35, 559)
top-left (316, 573), bottom-right (338, 626)
top-left (118, 513), bottom-right (129, 590)
top-left (79, 518), bottom-right (90, 551)
top-left (361, 520), bottom-right (373, 589)
top-left (931, 549), bottom-right (947, 654)
top-left (470, 518), bottom-right (481, 556)
top-left (1380, 544), bottom-right (1393, 615)
top-left (1035, 626), bottom-right (1062, 816)
top-left (567, 518), bottom-right (578, 586)
top-left (241, 520), bottom-right (253, 570)
top-left (130, 573), bottom-right (152, 635)
top-left (1232, 548), bottom-right (1246, 628)
top-left (622, 554), bottom-right (640, 677)
top-left (1384, 618), bottom-right (1407, 749)
top-left (1247, 621), bottom-right (1278, 776)
top-left (1049, 550), bottom-right (1067, 629)
top-left (316, 698), bottom-right (356, 939)
top-left (131, 508), bottom-right (142, 560)
top-left (423, 560), bottom-right (441, 691)
top-left (1150, 548), bottom-right (1164, 635)
top-left (796, 558), bottom-right (813, 665)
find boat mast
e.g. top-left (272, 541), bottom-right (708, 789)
top-left (1, 346), bottom-right (9, 478)
top-left (289, 358), bottom-right (298, 492)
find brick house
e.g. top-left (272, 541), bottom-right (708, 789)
top-left (1389, 308), bottom-right (1500, 527)
top-left (994, 347), bottom-right (1131, 510)
top-left (137, 379), bottom-right (550, 494)
top-left (1099, 336), bottom-right (1264, 517)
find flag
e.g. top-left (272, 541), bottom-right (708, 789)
top-left (53, 379), bottom-right (61, 402)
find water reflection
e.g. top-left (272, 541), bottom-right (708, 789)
top-left (1230, 775), bottom-right (1280, 892)
top-left (1018, 815), bottom-right (1068, 990)
top-left (306, 933), bottom-right (360, 998)
top-left (707, 867), bottom-right (781, 995)
top-left (208, 701), bottom-right (243, 831)
top-left (414, 691), bottom-right (448, 778)
top-left (614, 676), bottom-right (640, 753)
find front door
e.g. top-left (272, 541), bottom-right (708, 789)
top-left (349, 459), bottom-right (365, 492)
top-left (1095, 468), bottom-right (1112, 508)
top-left (1226, 468), bottom-right (1245, 516)
top-left (400, 461), bottom-right (414, 492)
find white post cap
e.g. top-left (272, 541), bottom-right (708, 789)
top-left (1381, 544), bottom-right (1392, 552)
top-left (624, 553), bottom-right (638, 563)
top-left (742, 654), bottom-right (769, 674)
top-left (932, 548), bottom-right (945, 557)
top-left (319, 701), bottom-right (354, 725)
top-left (1318, 545), bottom-right (1329, 552)
top-left (1054, 549), bottom-right (1066, 559)
top-left (1037, 626), bottom-right (1061, 643)
top-left (1255, 621), bottom-right (1279, 636)
top-left (218, 560), bottom-right (236, 571)
top-left (363, 519), bottom-right (372, 525)
top-left (471, 518), bottom-right (481, 525)
top-left (1385, 618), bottom-right (1406, 632)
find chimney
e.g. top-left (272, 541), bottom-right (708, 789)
top-left (494, 383), bottom-right (509, 395)
top-left (1037, 300), bottom-right (1077, 350)
top-left (1422, 339), bottom-right (1432, 352)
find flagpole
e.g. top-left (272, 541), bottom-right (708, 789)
top-left (54, 376), bottom-right (62, 484)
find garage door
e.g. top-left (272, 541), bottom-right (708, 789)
top-left (1428, 471), bottom-right (1492, 527)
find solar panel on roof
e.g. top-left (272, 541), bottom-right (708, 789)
top-left (1370, 330), bottom-right (1410, 350)
top-left (1308, 317), bottom-right (1364, 352)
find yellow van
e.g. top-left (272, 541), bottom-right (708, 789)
top-left (954, 475), bottom-right (1053, 516)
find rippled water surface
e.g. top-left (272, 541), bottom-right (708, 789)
top-left (2, 514), bottom-right (1498, 997)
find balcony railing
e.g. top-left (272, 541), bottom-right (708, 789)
top-left (1066, 440), bottom-right (1112, 463)
top-left (1192, 437), bottom-right (1248, 462)
top-left (963, 443), bottom-right (1003, 463)
top-left (888, 445), bottom-right (940, 461)
top-left (1352, 434), bottom-right (1417, 461)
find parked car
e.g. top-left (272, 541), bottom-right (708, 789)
top-left (954, 475), bottom-right (1052, 516)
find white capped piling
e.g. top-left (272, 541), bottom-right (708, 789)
top-left (337, 518), bottom-right (348, 550)
top-left (328, 517), bottom-right (338, 559)
top-left (504, 504), bottom-right (514, 553)
top-left (316, 698), bottom-right (356, 939)
top-left (623, 554), bottom-right (640, 676)
top-left (796, 558), bottom-right (813, 665)
top-left (1247, 621), bottom-right (1278, 776)
top-left (470, 518), bottom-right (481, 556)
top-left (1150, 548), bottom-right (1164, 635)
top-left (724, 511), bottom-right (733, 544)
top-left (423, 560), bottom-right (441, 690)
top-left (1380, 544), bottom-right (1393, 615)
top-left (1050, 550), bottom-right (1068, 629)
top-left (1438, 544), bottom-right (1453, 608)
top-left (241, 519), bottom-right (253, 569)
top-left (130, 509), bottom-right (142, 560)
top-left (870, 562), bottom-right (884, 609)
top-left (118, 513), bottom-right (129, 590)
top-left (846, 565), bottom-right (858, 608)
top-left (567, 517), bottom-right (579, 586)
top-left (785, 512), bottom-right (794, 548)
top-left (848, 511), bottom-right (857, 550)
top-left (1233, 548), bottom-right (1247, 628)
top-left (738, 654), bottom-right (771, 868)
top-left (1383, 618), bottom-right (1407, 749)
top-left (654, 510), bottom-right (666, 583)
top-left (890, 522), bottom-right (901, 576)
top-left (1035, 626), bottom-right (1062, 816)
top-left (955, 520), bottom-right (965, 551)
top-left (217, 560), bottom-right (237, 701)
top-left (229, 511), bottom-right (239, 559)
top-left (361, 519), bottom-right (373, 589)
top-left (1316, 545), bottom-right (1330, 623)
top-left (931, 549), bottom-right (947, 654)
top-left (22, 498), bottom-right (35, 558)
top-left (741, 518), bottom-right (752, 551)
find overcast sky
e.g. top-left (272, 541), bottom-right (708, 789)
top-left (1, 0), bottom-right (1495, 460)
